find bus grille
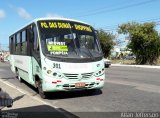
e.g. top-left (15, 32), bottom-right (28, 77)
top-left (82, 73), bottom-right (93, 79)
top-left (64, 73), bottom-right (79, 79)
top-left (64, 73), bottom-right (93, 80)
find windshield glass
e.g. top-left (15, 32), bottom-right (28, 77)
top-left (38, 20), bottom-right (102, 59)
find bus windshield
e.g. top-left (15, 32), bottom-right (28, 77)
top-left (38, 20), bottom-right (102, 59)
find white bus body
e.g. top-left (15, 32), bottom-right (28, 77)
top-left (9, 18), bottom-right (105, 98)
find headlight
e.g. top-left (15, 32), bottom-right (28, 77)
top-left (47, 70), bottom-right (52, 74)
top-left (95, 68), bottom-right (105, 77)
top-left (43, 67), bottom-right (46, 70)
top-left (53, 72), bottom-right (57, 76)
top-left (57, 73), bottom-right (63, 79)
top-left (53, 72), bottom-right (63, 79)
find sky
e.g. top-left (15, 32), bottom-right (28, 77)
top-left (0, 0), bottom-right (160, 50)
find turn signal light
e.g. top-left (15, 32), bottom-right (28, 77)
top-left (52, 81), bottom-right (57, 84)
top-left (96, 78), bottom-right (100, 80)
top-left (57, 80), bottom-right (62, 82)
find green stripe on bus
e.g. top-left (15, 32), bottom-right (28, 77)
top-left (47, 45), bottom-right (68, 52)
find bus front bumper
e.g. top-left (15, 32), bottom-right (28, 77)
top-left (42, 75), bottom-right (105, 92)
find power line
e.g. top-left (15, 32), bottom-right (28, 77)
top-left (74, 0), bottom-right (159, 18)
top-left (74, 0), bottom-right (132, 16)
top-left (97, 17), bottom-right (160, 31)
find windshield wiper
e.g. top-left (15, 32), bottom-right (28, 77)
top-left (77, 37), bottom-right (94, 60)
top-left (45, 54), bottom-right (68, 58)
top-left (84, 44), bottom-right (95, 60)
top-left (68, 28), bottom-right (79, 56)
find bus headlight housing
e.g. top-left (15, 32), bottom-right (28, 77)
top-left (47, 70), bottom-right (52, 74)
top-left (53, 72), bottom-right (57, 76)
top-left (58, 74), bottom-right (62, 78)
top-left (53, 72), bottom-right (63, 79)
top-left (94, 68), bottom-right (105, 77)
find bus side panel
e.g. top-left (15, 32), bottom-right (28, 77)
top-left (18, 69), bottom-right (29, 82)
top-left (10, 55), bottom-right (16, 73)
top-left (13, 55), bottom-right (33, 84)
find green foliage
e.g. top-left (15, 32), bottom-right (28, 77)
top-left (118, 22), bottom-right (160, 65)
top-left (97, 29), bottom-right (115, 58)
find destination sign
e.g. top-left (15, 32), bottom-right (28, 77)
top-left (40, 21), bottom-right (92, 32)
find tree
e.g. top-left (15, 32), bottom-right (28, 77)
top-left (97, 29), bottom-right (115, 58)
top-left (118, 22), bottom-right (160, 65)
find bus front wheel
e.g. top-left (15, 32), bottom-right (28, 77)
top-left (37, 81), bottom-right (47, 99)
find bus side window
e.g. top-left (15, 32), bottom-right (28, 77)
top-left (16, 33), bottom-right (21, 54)
top-left (10, 37), bottom-right (13, 54)
top-left (13, 35), bottom-right (16, 54)
top-left (21, 30), bottom-right (27, 55)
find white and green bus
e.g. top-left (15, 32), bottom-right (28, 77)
top-left (9, 18), bottom-right (105, 98)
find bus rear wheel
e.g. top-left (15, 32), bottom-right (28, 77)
top-left (37, 81), bottom-right (47, 99)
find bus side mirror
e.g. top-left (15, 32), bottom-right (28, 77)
top-left (94, 30), bottom-right (98, 34)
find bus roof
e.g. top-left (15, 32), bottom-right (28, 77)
top-left (34, 17), bottom-right (89, 25)
top-left (10, 17), bottom-right (90, 36)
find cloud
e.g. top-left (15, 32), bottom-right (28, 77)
top-left (0, 9), bottom-right (5, 19)
top-left (46, 13), bottom-right (63, 18)
top-left (17, 7), bottom-right (32, 20)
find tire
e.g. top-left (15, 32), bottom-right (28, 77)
top-left (37, 81), bottom-right (47, 99)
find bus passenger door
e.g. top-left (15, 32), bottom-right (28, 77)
top-left (28, 24), bottom-right (42, 86)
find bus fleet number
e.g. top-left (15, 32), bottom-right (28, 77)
top-left (53, 63), bottom-right (61, 69)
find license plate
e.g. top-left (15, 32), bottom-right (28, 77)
top-left (75, 82), bottom-right (85, 88)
